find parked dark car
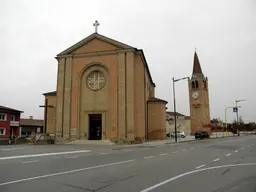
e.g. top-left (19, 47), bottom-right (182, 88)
top-left (195, 131), bottom-right (210, 139)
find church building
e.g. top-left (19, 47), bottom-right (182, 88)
top-left (43, 23), bottom-right (167, 143)
top-left (188, 51), bottom-right (211, 134)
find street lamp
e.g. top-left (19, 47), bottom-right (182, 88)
top-left (225, 106), bottom-right (241, 136)
top-left (173, 76), bottom-right (190, 143)
top-left (39, 98), bottom-right (54, 133)
top-left (235, 99), bottom-right (246, 123)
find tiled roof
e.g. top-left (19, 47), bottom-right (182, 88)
top-left (148, 97), bottom-right (168, 104)
top-left (43, 91), bottom-right (56, 96)
top-left (20, 118), bottom-right (44, 127)
top-left (166, 111), bottom-right (185, 116)
top-left (0, 105), bottom-right (23, 113)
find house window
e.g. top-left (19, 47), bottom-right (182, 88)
top-left (0, 113), bottom-right (7, 121)
top-left (11, 115), bottom-right (15, 121)
top-left (0, 128), bottom-right (5, 136)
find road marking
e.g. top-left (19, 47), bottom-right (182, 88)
top-left (160, 153), bottom-right (168, 156)
top-left (172, 151), bottom-right (178, 154)
top-left (190, 148), bottom-right (194, 150)
top-left (182, 149), bottom-right (187, 152)
top-left (0, 159), bottom-right (136, 186)
top-left (22, 160), bottom-right (39, 164)
top-left (247, 145), bottom-right (251, 147)
top-left (0, 150), bottom-right (91, 160)
top-left (124, 149), bottom-right (132, 152)
top-left (241, 148), bottom-right (244, 150)
top-left (65, 156), bottom-right (78, 159)
top-left (99, 153), bottom-right (108, 155)
top-left (195, 164), bottom-right (206, 169)
top-left (144, 156), bottom-right (154, 159)
top-left (226, 153), bottom-right (231, 157)
top-left (140, 163), bottom-right (256, 192)
top-left (0, 148), bottom-right (24, 151)
top-left (213, 158), bottom-right (220, 162)
top-left (234, 150), bottom-right (239, 153)
top-left (252, 144), bottom-right (254, 146)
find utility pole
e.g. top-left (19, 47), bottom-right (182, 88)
top-left (173, 76), bottom-right (189, 143)
top-left (235, 99), bottom-right (245, 123)
top-left (225, 106), bottom-right (241, 136)
top-left (173, 77), bottom-right (177, 143)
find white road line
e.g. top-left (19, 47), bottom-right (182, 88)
top-left (22, 160), bottom-right (39, 164)
top-left (241, 148), bottom-right (244, 150)
top-left (234, 150), bottom-right (239, 153)
top-left (247, 145), bottom-right (251, 147)
top-left (195, 164), bottom-right (206, 169)
top-left (140, 163), bottom-right (256, 192)
top-left (144, 156), bottom-right (154, 159)
top-left (213, 158), bottom-right (220, 162)
top-left (226, 153), bottom-right (231, 157)
top-left (99, 153), bottom-right (108, 155)
top-left (65, 156), bottom-right (78, 159)
top-left (0, 159), bottom-right (136, 186)
top-left (0, 148), bottom-right (24, 151)
top-left (182, 149), bottom-right (187, 152)
top-left (124, 149), bottom-right (132, 152)
top-left (252, 144), bottom-right (254, 146)
top-left (172, 151), bottom-right (178, 154)
top-left (190, 148), bottom-right (194, 150)
top-left (160, 153), bottom-right (168, 156)
top-left (0, 150), bottom-right (91, 160)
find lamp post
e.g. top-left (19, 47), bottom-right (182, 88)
top-left (39, 98), bottom-right (54, 133)
top-left (235, 99), bottom-right (245, 123)
top-left (225, 106), bottom-right (241, 136)
top-left (173, 76), bottom-right (190, 143)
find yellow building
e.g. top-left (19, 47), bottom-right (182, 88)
top-left (43, 31), bottom-right (167, 143)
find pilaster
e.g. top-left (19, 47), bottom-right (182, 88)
top-left (55, 58), bottom-right (66, 140)
top-left (118, 52), bottom-right (126, 139)
top-left (63, 57), bottom-right (72, 139)
top-left (126, 52), bottom-right (135, 140)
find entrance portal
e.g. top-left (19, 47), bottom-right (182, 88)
top-left (88, 114), bottom-right (102, 140)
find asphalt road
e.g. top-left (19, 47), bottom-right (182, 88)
top-left (0, 136), bottom-right (255, 192)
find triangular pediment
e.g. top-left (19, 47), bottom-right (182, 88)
top-left (57, 33), bottom-right (134, 56)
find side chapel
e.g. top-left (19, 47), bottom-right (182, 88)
top-left (43, 22), bottom-right (167, 143)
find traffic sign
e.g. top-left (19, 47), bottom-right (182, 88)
top-left (233, 107), bottom-right (238, 112)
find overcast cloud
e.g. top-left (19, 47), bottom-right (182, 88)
top-left (1, 0), bottom-right (255, 123)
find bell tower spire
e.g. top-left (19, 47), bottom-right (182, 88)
top-left (192, 51), bottom-right (204, 79)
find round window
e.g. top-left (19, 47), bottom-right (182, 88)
top-left (87, 70), bottom-right (106, 91)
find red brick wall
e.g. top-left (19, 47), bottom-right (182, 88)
top-left (0, 112), bottom-right (21, 139)
top-left (0, 112), bottom-right (11, 139)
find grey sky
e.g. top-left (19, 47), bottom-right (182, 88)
top-left (1, 0), bottom-right (255, 123)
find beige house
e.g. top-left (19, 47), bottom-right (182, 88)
top-left (43, 32), bottom-right (167, 143)
top-left (166, 112), bottom-right (191, 135)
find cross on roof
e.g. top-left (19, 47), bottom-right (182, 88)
top-left (93, 20), bottom-right (100, 33)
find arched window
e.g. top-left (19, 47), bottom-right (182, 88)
top-left (195, 81), bottom-right (199, 88)
top-left (192, 81), bottom-right (195, 89)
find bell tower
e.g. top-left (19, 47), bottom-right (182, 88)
top-left (189, 51), bottom-right (210, 134)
